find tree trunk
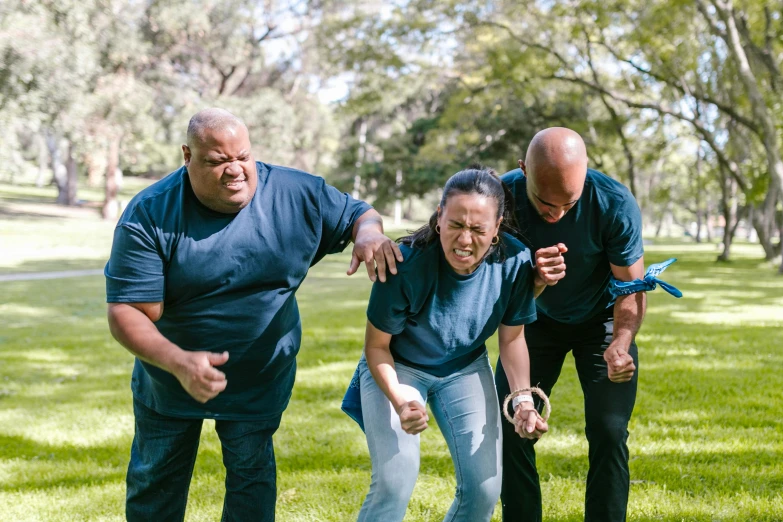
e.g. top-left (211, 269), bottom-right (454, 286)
top-left (752, 200), bottom-right (778, 259)
top-left (693, 149), bottom-right (703, 243)
top-left (36, 133), bottom-right (48, 187)
top-left (86, 149), bottom-right (105, 188)
top-left (394, 168), bottom-right (403, 226)
top-left (64, 141), bottom-right (78, 206)
top-left (746, 206), bottom-right (755, 240)
top-left (778, 218), bottom-right (783, 274)
top-left (352, 120), bottom-right (367, 200)
top-left (706, 0), bottom-right (783, 254)
top-left (102, 133), bottom-right (121, 220)
top-left (654, 212), bottom-right (664, 238)
top-left (717, 166), bottom-right (738, 261)
top-left (47, 131), bottom-right (68, 203)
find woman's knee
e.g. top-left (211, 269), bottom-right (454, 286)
top-left (450, 473), bottom-right (502, 520)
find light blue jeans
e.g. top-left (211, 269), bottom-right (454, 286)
top-left (357, 353), bottom-right (502, 522)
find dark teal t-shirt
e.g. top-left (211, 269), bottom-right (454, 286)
top-left (105, 162), bottom-right (370, 420)
top-left (366, 234), bottom-right (538, 377)
top-left (502, 168), bottom-right (643, 324)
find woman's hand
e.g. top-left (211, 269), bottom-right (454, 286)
top-left (396, 400), bottom-right (429, 435)
top-left (514, 403), bottom-right (548, 439)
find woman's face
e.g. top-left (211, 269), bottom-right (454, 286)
top-left (437, 192), bottom-right (502, 275)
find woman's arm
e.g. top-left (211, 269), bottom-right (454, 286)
top-left (364, 320), bottom-right (429, 434)
top-left (498, 323), bottom-right (548, 439)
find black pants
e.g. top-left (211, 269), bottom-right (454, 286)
top-left (495, 310), bottom-right (638, 522)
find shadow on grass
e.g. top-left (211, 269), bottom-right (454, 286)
top-left (0, 433), bottom-right (127, 491)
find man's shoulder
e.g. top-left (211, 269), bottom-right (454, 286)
top-left (261, 162), bottom-right (327, 191)
top-left (500, 168), bottom-right (525, 187)
top-left (119, 167), bottom-right (186, 225)
top-left (586, 168), bottom-right (635, 204)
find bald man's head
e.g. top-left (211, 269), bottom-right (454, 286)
top-left (186, 108), bottom-right (247, 150)
top-left (521, 127), bottom-right (588, 224)
top-left (182, 108), bottom-right (257, 214)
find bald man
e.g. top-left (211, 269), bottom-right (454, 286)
top-left (105, 108), bottom-right (402, 521)
top-left (496, 128), bottom-right (645, 522)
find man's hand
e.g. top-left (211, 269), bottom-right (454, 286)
top-left (348, 231), bottom-right (403, 283)
top-left (534, 243), bottom-right (568, 291)
top-left (172, 351), bottom-right (229, 403)
top-left (513, 404), bottom-right (548, 439)
top-left (603, 344), bottom-right (636, 383)
top-left (396, 400), bottom-right (429, 435)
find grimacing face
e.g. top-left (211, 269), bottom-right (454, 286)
top-left (183, 125), bottom-right (257, 214)
top-left (437, 193), bottom-right (502, 275)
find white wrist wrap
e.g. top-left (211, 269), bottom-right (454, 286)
top-left (512, 394), bottom-right (534, 410)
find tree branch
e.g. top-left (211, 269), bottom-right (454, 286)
top-left (583, 29), bottom-right (637, 197)
top-left (542, 73), bottom-right (749, 193)
top-left (595, 35), bottom-right (760, 134)
top-left (473, 19), bottom-right (570, 69)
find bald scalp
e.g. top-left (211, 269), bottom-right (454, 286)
top-left (186, 108), bottom-right (247, 150)
top-left (525, 127), bottom-right (588, 190)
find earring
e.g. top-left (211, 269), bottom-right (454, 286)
top-left (435, 224), bottom-right (441, 234)
top-left (492, 236), bottom-right (499, 245)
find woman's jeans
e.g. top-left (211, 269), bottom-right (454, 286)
top-left (126, 399), bottom-right (281, 522)
top-left (357, 353), bottom-right (503, 522)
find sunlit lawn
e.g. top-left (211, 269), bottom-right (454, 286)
top-left (1, 184), bottom-right (782, 521)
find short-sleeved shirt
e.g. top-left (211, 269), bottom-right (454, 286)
top-left (502, 168), bottom-right (644, 324)
top-left (366, 233), bottom-right (537, 377)
top-left (105, 161), bottom-right (370, 420)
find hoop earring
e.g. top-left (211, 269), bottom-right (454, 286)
top-left (435, 224), bottom-right (441, 234)
top-left (491, 235), bottom-right (499, 245)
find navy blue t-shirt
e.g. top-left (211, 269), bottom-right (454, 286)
top-left (366, 234), bottom-right (537, 377)
top-left (502, 168), bottom-right (644, 324)
top-left (105, 162), bottom-right (370, 420)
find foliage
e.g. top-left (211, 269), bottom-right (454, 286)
top-left (1, 0), bottom-right (781, 263)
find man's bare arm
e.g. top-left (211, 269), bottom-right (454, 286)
top-left (108, 302), bottom-right (228, 403)
top-left (604, 258), bottom-right (647, 383)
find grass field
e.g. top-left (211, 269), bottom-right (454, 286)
top-left (1, 182), bottom-right (782, 521)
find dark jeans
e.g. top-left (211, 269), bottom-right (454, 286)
top-left (126, 399), bottom-right (281, 522)
top-left (495, 311), bottom-right (638, 522)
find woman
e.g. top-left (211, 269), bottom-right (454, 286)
top-left (345, 167), bottom-right (547, 522)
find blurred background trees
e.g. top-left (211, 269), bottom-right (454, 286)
top-left (1, 0), bottom-right (781, 270)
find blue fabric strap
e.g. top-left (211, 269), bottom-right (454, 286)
top-left (609, 258), bottom-right (683, 298)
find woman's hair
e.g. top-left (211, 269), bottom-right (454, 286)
top-left (398, 166), bottom-right (520, 262)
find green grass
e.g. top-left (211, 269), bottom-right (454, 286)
top-left (1, 185), bottom-right (782, 520)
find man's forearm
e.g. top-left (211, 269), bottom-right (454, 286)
top-left (352, 209), bottom-right (384, 241)
top-left (612, 292), bottom-right (647, 348)
top-left (107, 303), bottom-right (185, 374)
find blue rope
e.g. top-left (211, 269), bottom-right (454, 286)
top-left (609, 258), bottom-right (683, 298)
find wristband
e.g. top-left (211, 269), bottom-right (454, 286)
top-left (512, 395), bottom-right (534, 410)
top-left (609, 258), bottom-right (682, 298)
top-left (503, 387), bottom-right (551, 426)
